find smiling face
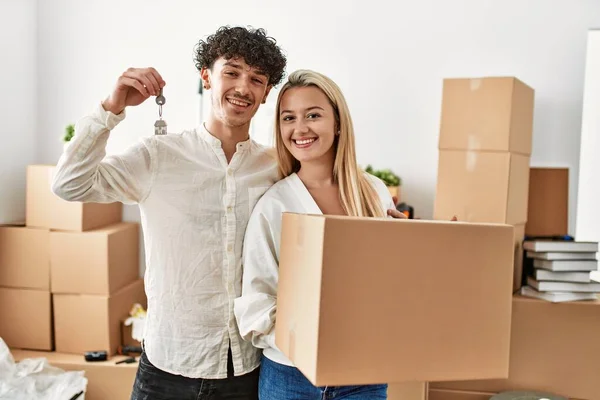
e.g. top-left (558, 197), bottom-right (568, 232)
top-left (201, 57), bottom-right (272, 129)
top-left (278, 86), bottom-right (338, 165)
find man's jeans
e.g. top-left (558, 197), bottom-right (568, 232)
top-left (130, 349), bottom-right (259, 400)
top-left (258, 355), bottom-right (387, 400)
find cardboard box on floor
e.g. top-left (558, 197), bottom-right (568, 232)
top-left (50, 222), bottom-right (139, 295)
top-left (26, 165), bottom-right (122, 232)
top-left (433, 150), bottom-right (530, 225)
top-left (53, 279), bottom-right (146, 355)
top-left (0, 226), bottom-right (50, 290)
top-left (0, 288), bottom-right (52, 350)
top-left (438, 77), bottom-right (534, 156)
top-left (275, 213), bottom-right (515, 386)
top-left (428, 388), bottom-right (497, 400)
top-left (526, 167), bottom-right (569, 236)
top-left (389, 382), bottom-right (429, 400)
top-left (11, 349), bottom-right (137, 400)
top-left (430, 295), bottom-right (600, 400)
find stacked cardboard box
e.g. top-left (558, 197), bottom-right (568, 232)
top-left (0, 165), bottom-right (146, 356)
top-left (433, 77), bottom-right (535, 292)
top-left (526, 167), bottom-right (569, 238)
top-left (0, 223), bottom-right (52, 351)
top-left (50, 221), bottom-right (144, 356)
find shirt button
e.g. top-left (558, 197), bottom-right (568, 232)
top-left (227, 169), bottom-right (233, 176)
top-left (227, 244), bottom-right (233, 252)
top-left (227, 206), bottom-right (233, 212)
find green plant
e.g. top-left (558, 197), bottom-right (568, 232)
top-left (62, 123), bottom-right (75, 143)
top-left (365, 165), bottom-right (401, 187)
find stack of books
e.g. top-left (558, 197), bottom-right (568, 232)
top-left (520, 240), bottom-right (599, 302)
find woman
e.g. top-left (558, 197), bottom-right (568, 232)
top-left (234, 69), bottom-right (402, 399)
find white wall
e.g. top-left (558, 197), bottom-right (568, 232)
top-left (576, 30), bottom-right (600, 242)
top-left (34, 1), bottom-right (600, 236)
top-left (575, 30), bottom-right (600, 280)
top-left (0, 0), bottom-right (37, 224)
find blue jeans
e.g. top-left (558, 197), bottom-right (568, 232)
top-left (258, 356), bottom-right (388, 400)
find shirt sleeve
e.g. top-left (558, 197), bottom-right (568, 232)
top-left (365, 172), bottom-right (395, 214)
top-left (234, 202), bottom-right (281, 351)
top-left (51, 102), bottom-right (155, 205)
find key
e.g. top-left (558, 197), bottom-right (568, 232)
top-left (156, 88), bottom-right (166, 106)
top-left (154, 88), bottom-right (167, 135)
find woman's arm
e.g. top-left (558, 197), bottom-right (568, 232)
top-left (234, 206), bottom-right (281, 350)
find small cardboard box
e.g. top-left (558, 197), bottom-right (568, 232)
top-left (434, 150), bottom-right (530, 225)
top-left (53, 279), bottom-right (146, 355)
top-left (0, 226), bottom-right (50, 290)
top-left (430, 295), bottom-right (600, 400)
top-left (275, 213), bottom-right (514, 386)
top-left (50, 222), bottom-right (139, 295)
top-left (0, 288), bottom-right (52, 350)
top-left (11, 349), bottom-right (138, 400)
top-left (526, 167), bottom-right (569, 236)
top-left (26, 165), bottom-right (122, 232)
top-left (438, 77), bottom-right (534, 155)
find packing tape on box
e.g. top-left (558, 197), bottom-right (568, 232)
top-left (469, 78), bottom-right (482, 91)
top-left (465, 149), bottom-right (478, 171)
top-left (467, 135), bottom-right (481, 152)
top-left (287, 323), bottom-right (296, 362)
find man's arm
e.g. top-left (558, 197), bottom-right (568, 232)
top-left (52, 67), bottom-right (165, 204)
top-left (52, 103), bottom-right (154, 205)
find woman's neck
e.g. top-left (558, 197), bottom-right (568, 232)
top-left (297, 157), bottom-right (336, 189)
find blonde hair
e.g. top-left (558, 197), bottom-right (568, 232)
top-left (274, 69), bottom-right (385, 218)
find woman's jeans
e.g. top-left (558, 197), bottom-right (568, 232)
top-left (258, 355), bottom-right (387, 400)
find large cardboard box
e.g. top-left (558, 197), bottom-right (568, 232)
top-left (434, 150), bottom-right (530, 225)
top-left (50, 222), bottom-right (139, 295)
top-left (0, 226), bottom-right (50, 290)
top-left (430, 295), bottom-right (600, 400)
top-left (275, 214), bottom-right (514, 386)
top-left (0, 288), bottom-right (52, 350)
top-left (26, 165), bottom-right (122, 232)
top-left (438, 77), bottom-right (534, 155)
top-left (11, 349), bottom-right (137, 400)
top-left (526, 167), bottom-right (569, 236)
top-left (53, 279), bottom-right (146, 355)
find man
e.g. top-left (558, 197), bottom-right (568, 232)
top-left (52, 26), bottom-right (287, 399)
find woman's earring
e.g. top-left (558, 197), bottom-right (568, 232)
top-left (337, 130), bottom-right (340, 135)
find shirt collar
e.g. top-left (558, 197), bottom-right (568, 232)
top-left (197, 123), bottom-right (252, 152)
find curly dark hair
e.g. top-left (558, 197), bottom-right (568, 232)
top-left (194, 26), bottom-right (287, 87)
